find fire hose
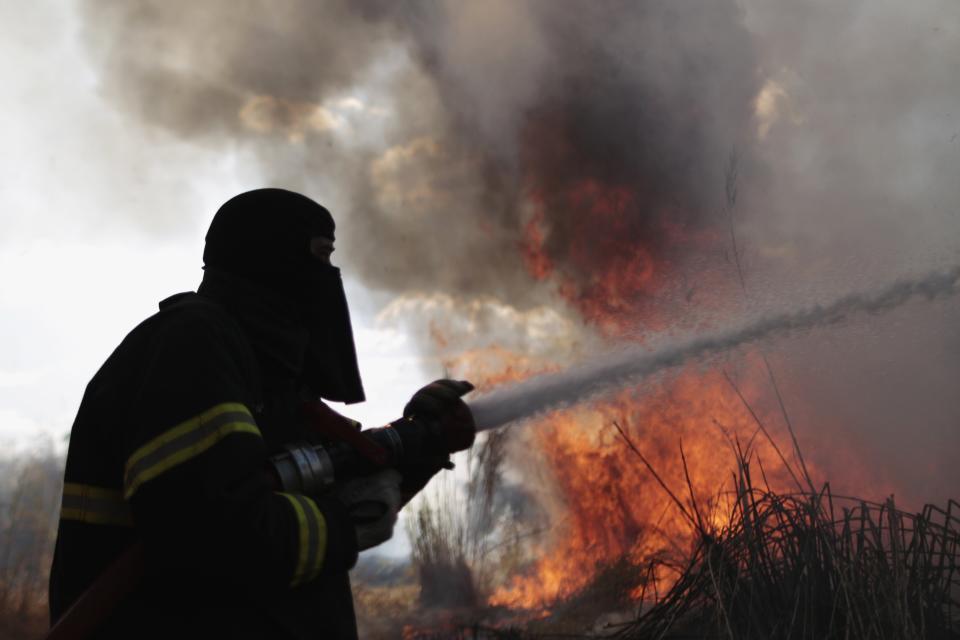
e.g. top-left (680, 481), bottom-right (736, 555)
top-left (45, 401), bottom-right (467, 640)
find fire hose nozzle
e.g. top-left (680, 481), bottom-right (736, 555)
top-left (269, 441), bottom-right (337, 495)
top-left (268, 421), bottom-right (415, 495)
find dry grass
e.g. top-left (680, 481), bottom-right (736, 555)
top-left (353, 582), bottom-right (422, 640)
top-left (619, 478), bottom-right (960, 639)
top-left (609, 366), bottom-right (960, 639)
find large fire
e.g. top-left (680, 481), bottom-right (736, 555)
top-left (485, 367), bottom-right (801, 610)
top-left (444, 349), bottom-right (803, 612)
top-left (444, 178), bottom-right (818, 612)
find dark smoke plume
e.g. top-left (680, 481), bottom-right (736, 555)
top-left (80, 0), bottom-right (757, 310)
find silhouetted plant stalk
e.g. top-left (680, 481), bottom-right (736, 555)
top-left (617, 484), bottom-right (959, 639)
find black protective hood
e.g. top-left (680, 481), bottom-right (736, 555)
top-left (201, 188), bottom-right (365, 404)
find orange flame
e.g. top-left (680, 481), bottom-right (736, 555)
top-left (482, 364), bottom-right (802, 610)
top-left (520, 176), bottom-right (722, 337)
top-left (442, 170), bottom-right (765, 610)
top-left (435, 169), bottom-right (859, 614)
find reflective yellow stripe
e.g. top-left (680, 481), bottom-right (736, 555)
top-left (60, 482), bottom-right (134, 527)
top-left (124, 402), bottom-right (261, 499)
top-left (281, 493), bottom-right (311, 585)
top-left (64, 483), bottom-right (121, 501)
top-left (303, 497), bottom-right (327, 582)
top-left (279, 493), bottom-right (328, 587)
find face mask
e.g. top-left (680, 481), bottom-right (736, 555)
top-left (296, 262), bottom-right (365, 404)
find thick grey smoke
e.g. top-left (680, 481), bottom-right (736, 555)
top-left (77, 1), bottom-right (960, 502)
top-left (79, 0), bottom-right (756, 308)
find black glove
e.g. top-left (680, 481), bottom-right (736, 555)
top-left (403, 379), bottom-right (476, 454)
top-left (395, 379), bottom-right (476, 503)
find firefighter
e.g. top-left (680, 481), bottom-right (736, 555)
top-left (48, 188), bottom-right (475, 639)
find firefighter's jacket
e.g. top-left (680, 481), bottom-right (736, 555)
top-left (49, 289), bottom-right (360, 639)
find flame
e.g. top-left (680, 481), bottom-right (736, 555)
top-left (520, 175), bottom-right (722, 337)
top-left (439, 175), bottom-right (809, 612)
top-left (428, 154), bottom-right (864, 616)
top-left (441, 336), bottom-right (804, 612)
top-left (514, 107), bottom-right (730, 339)
top-left (483, 364), bottom-right (801, 610)
top-left (520, 206), bottom-right (553, 281)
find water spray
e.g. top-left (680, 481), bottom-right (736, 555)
top-left (467, 265), bottom-right (960, 432)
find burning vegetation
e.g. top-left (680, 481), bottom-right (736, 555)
top-left (391, 174), bottom-right (960, 636)
top-left (385, 123), bottom-right (960, 636)
top-left (395, 347), bottom-right (960, 638)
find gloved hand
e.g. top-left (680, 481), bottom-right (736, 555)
top-left (403, 379), bottom-right (476, 454)
top-left (335, 469), bottom-right (402, 551)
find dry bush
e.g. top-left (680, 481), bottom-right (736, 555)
top-left (409, 493), bottom-right (479, 609)
top-left (406, 428), bottom-right (527, 611)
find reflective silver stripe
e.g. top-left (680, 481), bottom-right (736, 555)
top-left (124, 403), bottom-right (261, 499)
top-left (60, 483), bottom-right (134, 527)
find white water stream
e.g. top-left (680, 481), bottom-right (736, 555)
top-left (467, 266), bottom-right (960, 431)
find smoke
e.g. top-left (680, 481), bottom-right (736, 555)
top-left (78, 0), bottom-right (756, 307)
top-left (76, 2), bottom-right (960, 500)
top-left (743, 3), bottom-right (960, 277)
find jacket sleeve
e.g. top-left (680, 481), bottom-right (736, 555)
top-left (120, 309), bottom-right (357, 592)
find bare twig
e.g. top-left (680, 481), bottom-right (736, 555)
top-left (722, 150), bottom-right (747, 294)
top-left (722, 370), bottom-right (804, 493)
top-left (762, 355), bottom-right (816, 494)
